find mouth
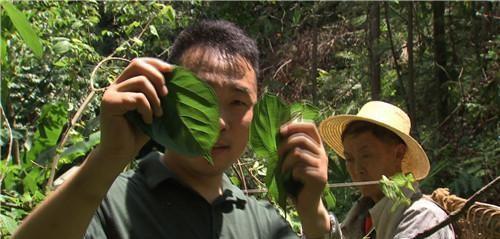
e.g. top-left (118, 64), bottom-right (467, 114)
top-left (211, 143), bottom-right (230, 155)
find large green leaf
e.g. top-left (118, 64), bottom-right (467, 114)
top-left (126, 67), bottom-right (219, 164)
top-left (290, 102), bottom-right (320, 122)
top-left (250, 95), bottom-right (323, 210)
top-left (26, 102), bottom-right (68, 164)
top-left (1, 1), bottom-right (43, 58)
top-left (59, 131), bottom-right (100, 165)
top-left (249, 94), bottom-right (290, 208)
top-left (250, 94), bottom-right (290, 184)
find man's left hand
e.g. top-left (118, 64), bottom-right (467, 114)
top-left (278, 122), bottom-right (331, 238)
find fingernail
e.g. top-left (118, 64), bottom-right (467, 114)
top-left (162, 85), bottom-right (169, 96)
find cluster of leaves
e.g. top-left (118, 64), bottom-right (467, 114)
top-left (249, 94), bottom-right (321, 210)
top-left (380, 173), bottom-right (416, 211)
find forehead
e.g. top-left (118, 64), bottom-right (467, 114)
top-left (343, 131), bottom-right (384, 150)
top-left (179, 47), bottom-right (257, 97)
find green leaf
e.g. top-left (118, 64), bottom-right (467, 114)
top-left (250, 94), bottom-right (290, 183)
top-left (1, 36), bottom-right (7, 64)
top-left (290, 102), bottom-right (320, 123)
top-left (249, 94), bottom-right (290, 208)
top-left (26, 102), bottom-right (68, 164)
top-left (323, 188), bottom-right (336, 211)
top-left (131, 37), bottom-right (143, 46)
top-left (126, 67), bottom-right (219, 164)
top-left (59, 131), bottom-right (100, 164)
top-left (0, 214), bottom-right (18, 235)
top-left (1, 1), bottom-right (43, 58)
top-left (53, 40), bottom-right (72, 54)
top-left (163, 5), bottom-right (176, 23)
top-left (22, 168), bottom-right (41, 194)
top-left (379, 173), bottom-right (415, 211)
top-left (149, 25), bottom-right (159, 38)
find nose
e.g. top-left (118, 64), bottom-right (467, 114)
top-left (219, 109), bottom-right (229, 131)
top-left (355, 161), bottom-right (365, 176)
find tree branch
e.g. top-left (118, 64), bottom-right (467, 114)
top-left (413, 176), bottom-right (500, 239)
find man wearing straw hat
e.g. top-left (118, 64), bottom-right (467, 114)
top-left (319, 101), bottom-right (455, 238)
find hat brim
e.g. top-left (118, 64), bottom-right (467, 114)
top-left (319, 115), bottom-right (430, 180)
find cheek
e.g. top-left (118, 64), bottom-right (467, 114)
top-left (346, 162), bottom-right (357, 178)
top-left (235, 109), bottom-right (253, 129)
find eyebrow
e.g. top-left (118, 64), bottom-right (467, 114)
top-left (231, 84), bottom-right (250, 94)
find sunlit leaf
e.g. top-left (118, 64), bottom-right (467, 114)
top-left (164, 5), bottom-right (176, 23)
top-left (53, 40), bottom-right (72, 54)
top-left (126, 67), bottom-right (219, 164)
top-left (0, 214), bottom-right (18, 235)
top-left (249, 94), bottom-right (290, 208)
top-left (379, 173), bottom-right (415, 211)
top-left (150, 25), bottom-right (159, 38)
top-left (1, 1), bottom-right (43, 58)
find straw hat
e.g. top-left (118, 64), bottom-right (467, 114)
top-left (319, 101), bottom-right (430, 180)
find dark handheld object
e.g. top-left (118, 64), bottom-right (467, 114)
top-left (283, 172), bottom-right (304, 198)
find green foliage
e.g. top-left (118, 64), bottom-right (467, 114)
top-left (1, 1), bottom-right (43, 58)
top-left (380, 173), bottom-right (416, 211)
top-left (126, 67), bottom-right (220, 164)
top-left (25, 102), bottom-right (67, 165)
top-left (1, 1), bottom-right (498, 236)
top-left (249, 94), bottom-right (290, 208)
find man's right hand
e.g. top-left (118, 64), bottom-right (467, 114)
top-left (98, 57), bottom-right (173, 167)
top-left (12, 58), bottom-right (174, 239)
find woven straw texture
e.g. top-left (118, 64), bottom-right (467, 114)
top-left (430, 188), bottom-right (500, 239)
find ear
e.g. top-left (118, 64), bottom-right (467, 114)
top-left (395, 143), bottom-right (407, 161)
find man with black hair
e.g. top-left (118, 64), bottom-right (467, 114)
top-left (14, 20), bottom-right (332, 239)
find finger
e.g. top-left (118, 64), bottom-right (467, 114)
top-left (281, 147), bottom-right (320, 174)
top-left (115, 76), bottom-right (163, 117)
top-left (115, 58), bottom-right (170, 96)
top-left (141, 57), bottom-right (175, 72)
top-left (121, 92), bottom-right (154, 124)
top-left (278, 132), bottom-right (321, 159)
top-left (280, 122), bottom-right (321, 144)
top-left (292, 162), bottom-right (326, 187)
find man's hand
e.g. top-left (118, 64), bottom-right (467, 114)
top-left (99, 57), bottom-right (173, 167)
top-left (278, 122), bottom-right (331, 238)
top-left (12, 58), bottom-right (174, 239)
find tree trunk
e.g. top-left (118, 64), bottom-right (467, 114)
top-left (408, 2), bottom-right (417, 132)
top-left (384, 2), bottom-right (410, 114)
top-left (368, 2), bottom-right (381, 100)
top-left (432, 2), bottom-right (448, 122)
top-left (311, 20), bottom-right (318, 105)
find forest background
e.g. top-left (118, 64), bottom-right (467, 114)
top-left (0, 1), bottom-right (498, 237)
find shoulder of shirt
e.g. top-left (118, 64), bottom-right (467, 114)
top-left (405, 197), bottom-right (449, 218)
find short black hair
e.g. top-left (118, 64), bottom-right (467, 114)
top-left (341, 121), bottom-right (405, 146)
top-left (168, 20), bottom-right (259, 76)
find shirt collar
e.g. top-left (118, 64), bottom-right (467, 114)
top-left (138, 151), bottom-right (247, 204)
top-left (138, 151), bottom-right (178, 189)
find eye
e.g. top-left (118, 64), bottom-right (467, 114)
top-left (231, 100), bottom-right (248, 107)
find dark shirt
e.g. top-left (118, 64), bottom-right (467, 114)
top-left (84, 152), bottom-right (297, 239)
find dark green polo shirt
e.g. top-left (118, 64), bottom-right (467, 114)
top-left (84, 152), bottom-right (298, 239)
